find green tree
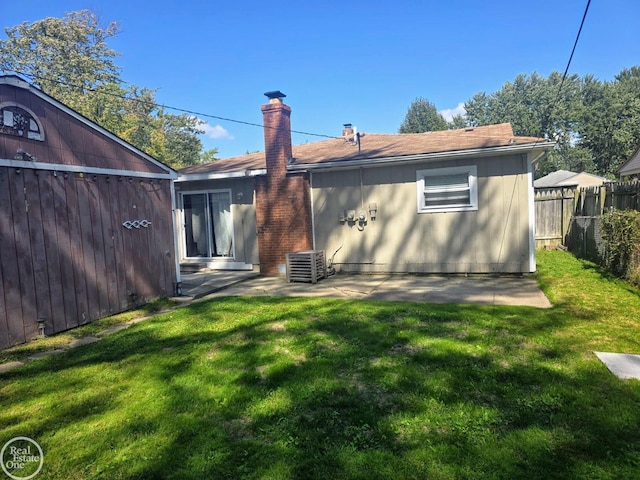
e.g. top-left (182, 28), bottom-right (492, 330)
top-left (448, 114), bottom-right (467, 130)
top-left (200, 148), bottom-right (220, 163)
top-left (152, 111), bottom-right (206, 169)
top-left (399, 97), bottom-right (448, 133)
top-left (0, 10), bottom-right (120, 111)
top-left (577, 68), bottom-right (640, 176)
top-left (403, 68), bottom-right (640, 178)
top-left (465, 72), bottom-right (592, 177)
top-left (0, 10), bottom-right (211, 168)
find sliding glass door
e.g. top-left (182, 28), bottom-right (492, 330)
top-left (181, 191), bottom-right (233, 258)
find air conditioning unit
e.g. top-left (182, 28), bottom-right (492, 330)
top-left (286, 250), bottom-right (327, 284)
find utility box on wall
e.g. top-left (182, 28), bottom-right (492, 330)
top-left (286, 250), bottom-right (326, 284)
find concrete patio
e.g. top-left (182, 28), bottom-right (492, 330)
top-left (179, 271), bottom-right (552, 308)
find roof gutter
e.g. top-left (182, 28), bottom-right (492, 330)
top-left (175, 168), bottom-right (267, 182)
top-left (287, 142), bottom-right (555, 173)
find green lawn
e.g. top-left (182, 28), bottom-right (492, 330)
top-left (1, 250), bottom-right (640, 479)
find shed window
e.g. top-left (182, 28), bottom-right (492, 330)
top-left (0, 104), bottom-right (44, 141)
top-left (416, 165), bottom-right (478, 213)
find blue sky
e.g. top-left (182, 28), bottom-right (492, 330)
top-left (2, 0), bottom-right (639, 159)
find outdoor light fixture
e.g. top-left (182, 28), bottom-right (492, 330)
top-left (14, 149), bottom-right (36, 161)
top-left (369, 202), bottom-right (378, 220)
top-left (37, 318), bottom-right (46, 338)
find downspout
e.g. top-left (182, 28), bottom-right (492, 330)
top-left (170, 178), bottom-right (182, 293)
top-left (310, 171), bottom-right (316, 250)
top-left (527, 153), bottom-right (536, 273)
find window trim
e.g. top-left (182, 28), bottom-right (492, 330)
top-left (416, 165), bottom-right (478, 213)
top-left (178, 189), bottom-right (234, 260)
top-left (0, 102), bottom-right (45, 141)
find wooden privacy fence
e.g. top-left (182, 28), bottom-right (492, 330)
top-left (534, 187), bottom-right (575, 249)
top-left (534, 181), bottom-right (640, 259)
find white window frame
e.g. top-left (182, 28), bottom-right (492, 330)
top-left (416, 165), bottom-right (478, 213)
top-left (0, 102), bottom-right (45, 141)
top-left (179, 189), bottom-right (235, 260)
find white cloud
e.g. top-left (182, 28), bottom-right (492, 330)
top-left (200, 121), bottom-right (234, 140)
top-left (439, 102), bottom-right (466, 122)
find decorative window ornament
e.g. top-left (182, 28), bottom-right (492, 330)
top-left (122, 220), bottom-right (152, 230)
top-left (0, 103), bottom-right (44, 141)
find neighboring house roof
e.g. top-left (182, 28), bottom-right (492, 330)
top-left (534, 170), bottom-right (578, 187)
top-left (180, 123), bottom-right (550, 179)
top-left (534, 170), bottom-right (608, 188)
top-left (0, 75), bottom-right (177, 178)
top-left (618, 144), bottom-right (640, 177)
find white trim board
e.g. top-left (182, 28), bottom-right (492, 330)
top-left (0, 158), bottom-right (175, 179)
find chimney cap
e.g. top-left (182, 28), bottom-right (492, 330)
top-left (264, 90), bottom-right (286, 100)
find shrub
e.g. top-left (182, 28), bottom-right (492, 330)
top-left (600, 209), bottom-right (640, 287)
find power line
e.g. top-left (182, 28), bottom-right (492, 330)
top-left (7, 70), bottom-right (341, 140)
top-left (542, 0), bottom-right (592, 136)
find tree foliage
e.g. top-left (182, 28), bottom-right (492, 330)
top-left (577, 68), bottom-right (640, 176)
top-left (404, 69), bottom-right (640, 179)
top-left (0, 10), bottom-right (214, 168)
top-left (399, 97), bottom-right (448, 133)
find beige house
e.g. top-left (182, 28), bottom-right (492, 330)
top-left (176, 93), bottom-right (554, 274)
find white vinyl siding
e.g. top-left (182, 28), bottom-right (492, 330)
top-left (417, 165), bottom-right (478, 213)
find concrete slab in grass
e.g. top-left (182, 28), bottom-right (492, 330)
top-left (68, 336), bottom-right (101, 348)
top-left (27, 349), bottom-right (66, 361)
top-left (595, 352), bottom-right (640, 380)
top-left (0, 361), bottom-right (25, 374)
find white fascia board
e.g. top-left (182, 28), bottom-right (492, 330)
top-left (0, 158), bottom-right (175, 179)
top-left (287, 142), bottom-right (555, 173)
top-left (1, 76), bottom-right (177, 177)
top-left (175, 169), bottom-right (267, 182)
top-left (170, 179), bottom-right (181, 285)
top-left (0, 76), bottom-right (31, 89)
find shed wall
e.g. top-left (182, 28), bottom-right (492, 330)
top-left (0, 167), bottom-right (175, 348)
top-left (0, 84), bottom-right (166, 174)
top-left (311, 154), bottom-right (532, 273)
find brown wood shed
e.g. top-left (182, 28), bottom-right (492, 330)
top-left (0, 76), bottom-right (179, 349)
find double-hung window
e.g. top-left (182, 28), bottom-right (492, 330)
top-left (416, 165), bottom-right (478, 213)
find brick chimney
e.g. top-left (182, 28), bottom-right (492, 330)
top-left (255, 91), bottom-right (313, 276)
top-left (262, 91), bottom-right (292, 176)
